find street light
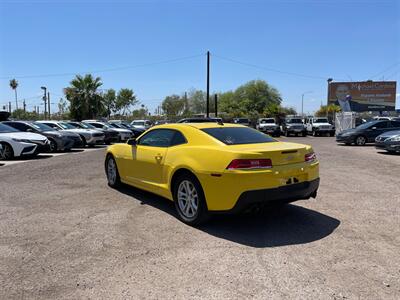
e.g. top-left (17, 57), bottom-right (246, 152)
top-left (301, 91), bottom-right (313, 117)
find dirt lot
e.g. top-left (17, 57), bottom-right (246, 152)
top-left (1, 137), bottom-right (399, 299)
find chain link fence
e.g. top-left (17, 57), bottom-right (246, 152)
top-left (335, 112), bottom-right (356, 135)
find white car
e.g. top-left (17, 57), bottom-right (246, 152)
top-left (130, 119), bottom-right (152, 130)
top-left (305, 117), bottom-right (335, 136)
top-left (256, 118), bottom-right (281, 136)
top-left (83, 120), bottom-right (133, 141)
top-left (38, 121), bottom-right (105, 146)
top-left (0, 123), bottom-right (49, 160)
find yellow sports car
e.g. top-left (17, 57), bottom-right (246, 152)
top-left (105, 122), bottom-right (319, 225)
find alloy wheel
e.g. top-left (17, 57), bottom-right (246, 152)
top-left (1, 144), bottom-right (13, 160)
top-left (177, 180), bottom-right (199, 219)
top-left (107, 157), bottom-right (117, 185)
top-left (356, 136), bottom-right (366, 146)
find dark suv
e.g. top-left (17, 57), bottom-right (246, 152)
top-left (336, 120), bottom-right (400, 146)
top-left (281, 117), bottom-right (307, 137)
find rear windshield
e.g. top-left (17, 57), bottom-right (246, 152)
top-left (287, 119), bottom-right (303, 124)
top-left (202, 127), bottom-right (275, 145)
top-left (236, 118), bottom-right (249, 123)
top-left (260, 119), bottom-right (274, 124)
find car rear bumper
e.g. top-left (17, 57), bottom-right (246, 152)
top-left (221, 178), bottom-right (319, 213)
top-left (336, 135), bottom-right (354, 143)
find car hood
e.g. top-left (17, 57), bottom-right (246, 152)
top-left (377, 130), bottom-right (400, 138)
top-left (339, 128), bottom-right (358, 135)
top-left (111, 128), bottom-right (131, 133)
top-left (313, 122), bottom-right (332, 126)
top-left (63, 129), bottom-right (101, 134)
top-left (0, 131), bottom-right (47, 141)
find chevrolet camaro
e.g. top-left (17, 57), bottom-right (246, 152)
top-left (105, 123), bottom-right (319, 225)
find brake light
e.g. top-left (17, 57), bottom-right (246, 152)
top-left (305, 152), bottom-right (316, 162)
top-left (226, 159), bottom-right (272, 170)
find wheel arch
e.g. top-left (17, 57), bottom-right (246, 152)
top-left (169, 167), bottom-right (199, 195)
top-left (0, 141), bottom-right (15, 158)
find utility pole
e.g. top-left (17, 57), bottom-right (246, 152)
top-left (206, 51), bottom-right (210, 118)
top-left (23, 99), bottom-right (26, 113)
top-left (301, 91), bottom-right (312, 117)
top-left (41, 86), bottom-right (47, 119)
top-left (47, 92), bottom-right (51, 119)
top-left (214, 94), bottom-right (218, 117)
top-left (327, 78), bottom-right (333, 105)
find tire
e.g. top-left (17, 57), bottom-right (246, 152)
top-left (302, 132), bottom-right (307, 137)
top-left (312, 130), bottom-right (317, 137)
top-left (330, 132), bottom-right (335, 137)
top-left (105, 155), bottom-right (121, 188)
top-left (173, 173), bottom-right (209, 226)
top-left (0, 143), bottom-right (14, 160)
top-left (355, 135), bottom-right (367, 146)
top-left (285, 130), bottom-right (289, 137)
top-left (48, 138), bottom-right (58, 153)
top-left (79, 135), bottom-right (86, 147)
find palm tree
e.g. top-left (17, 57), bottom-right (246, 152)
top-left (64, 74), bottom-right (104, 120)
top-left (9, 79), bottom-right (19, 110)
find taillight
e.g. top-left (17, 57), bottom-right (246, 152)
top-left (305, 152), bottom-right (316, 162)
top-left (226, 159), bottom-right (272, 170)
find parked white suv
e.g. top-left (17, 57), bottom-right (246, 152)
top-left (305, 117), bottom-right (335, 136)
top-left (0, 123), bottom-right (49, 159)
top-left (256, 118), bottom-right (281, 136)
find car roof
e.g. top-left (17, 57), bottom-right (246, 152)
top-left (155, 122), bottom-right (242, 130)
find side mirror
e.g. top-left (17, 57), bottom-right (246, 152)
top-left (127, 138), bottom-right (137, 146)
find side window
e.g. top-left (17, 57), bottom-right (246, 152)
top-left (170, 131), bottom-right (187, 146)
top-left (390, 121), bottom-right (400, 128)
top-left (44, 123), bottom-right (57, 129)
top-left (7, 122), bottom-right (26, 131)
top-left (138, 129), bottom-right (177, 147)
top-left (91, 123), bottom-right (102, 128)
top-left (372, 121), bottom-right (388, 129)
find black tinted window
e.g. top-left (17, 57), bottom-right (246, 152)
top-left (170, 131), bottom-right (186, 146)
top-left (202, 127), bottom-right (275, 145)
top-left (372, 121), bottom-right (389, 129)
top-left (390, 121), bottom-right (400, 128)
top-left (4, 122), bottom-right (28, 131)
top-left (138, 129), bottom-right (176, 147)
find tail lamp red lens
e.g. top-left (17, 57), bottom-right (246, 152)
top-left (226, 159), bottom-right (272, 170)
top-left (305, 152), bottom-right (316, 162)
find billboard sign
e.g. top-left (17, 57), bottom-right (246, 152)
top-left (328, 81), bottom-right (396, 112)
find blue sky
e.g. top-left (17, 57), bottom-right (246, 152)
top-left (0, 0), bottom-right (399, 114)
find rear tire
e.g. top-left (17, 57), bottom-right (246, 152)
top-left (79, 135), bottom-right (86, 147)
top-left (173, 173), bottom-right (209, 226)
top-left (105, 155), bottom-right (121, 188)
top-left (285, 130), bottom-right (289, 137)
top-left (330, 132), bottom-right (335, 137)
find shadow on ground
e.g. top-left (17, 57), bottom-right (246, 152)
top-left (117, 184), bottom-right (340, 248)
top-left (377, 151), bottom-right (400, 156)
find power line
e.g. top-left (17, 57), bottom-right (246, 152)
top-left (0, 54), bottom-right (204, 80)
top-left (213, 54), bottom-right (341, 81)
top-left (369, 62), bottom-right (400, 79)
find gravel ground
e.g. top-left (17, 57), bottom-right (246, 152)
top-left (0, 137), bottom-right (399, 299)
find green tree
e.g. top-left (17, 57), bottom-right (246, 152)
top-left (315, 104), bottom-right (341, 122)
top-left (11, 108), bottom-right (38, 120)
top-left (161, 95), bottom-right (185, 119)
top-left (187, 89), bottom-right (206, 114)
top-left (115, 88), bottom-right (138, 116)
top-left (219, 80), bottom-right (282, 118)
top-left (64, 74), bottom-right (104, 120)
top-left (9, 79), bottom-right (19, 110)
top-left (103, 89), bottom-right (116, 118)
top-left (131, 105), bottom-right (149, 119)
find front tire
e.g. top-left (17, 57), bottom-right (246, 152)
top-left (0, 143), bottom-right (14, 160)
top-left (49, 139), bottom-right (58, 152)
top-left (105, 155), bottom-right (121, 188)
top-left (173, 174), bottom-right (209, 226)
top-left (355, 135), bottom-right (366, 146)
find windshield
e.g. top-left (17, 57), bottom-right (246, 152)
top-left (109, 123), bottom-right (121, 128)
top-left (260, 119), bottom-right (274, 124)
top-left (356, 120), bottom-right (380, 130)
top-left (236, 119), bottom-right (249, 123)
top-left (202, 127), bottom-right (275, 145)
top-left (132, 121), bottom-right (145, 126)
top-left (0, 123), bottom-right (19, 133)
top-left (79, 122), bottom-right (96, 129)
top-left (287, 119), bottom-right (303, 124)
top-left (30, 122), bottom-right (55, 131)
top-left (59, 122), bottom-right (77, 129)
top-left (314, 118), bottom-right (328, 123)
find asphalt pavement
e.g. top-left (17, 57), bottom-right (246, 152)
top-left (0, 137), bottom-right (399, 299)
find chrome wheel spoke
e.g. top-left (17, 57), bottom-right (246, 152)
top-left (178, 180), bottom-right (198, 219)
